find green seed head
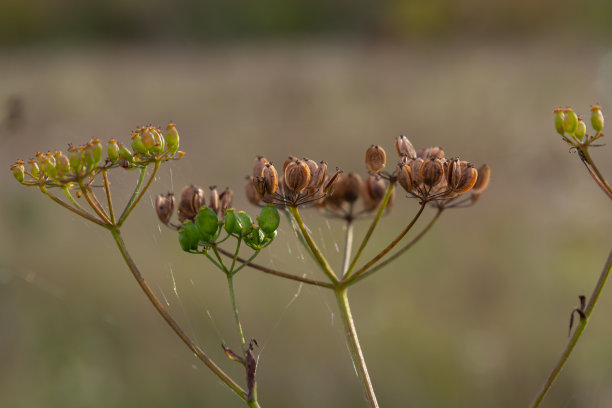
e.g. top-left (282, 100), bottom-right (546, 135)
top-left (196, 207), bottom-right (219, 237)
top-left (258, 204), bottom-right (280, 236)
top-left (553, 108), bottom-right (565, 135)
top-left (11, 160), bottom-right (25, 183)
top-left (107, 139), bottom-right (120, 162)
top-left (165, 122), bottom-right (180, 154)
top-left (563, 108), bottom-right (578, 134)
top-left (591, 105), bottom-right (604, 132)
top-left (131, 132), bottom-right (148, 155)
top-left (574, 118), bottom-right (586, 141)
top-left (179, 221), bottom-right (200, 251)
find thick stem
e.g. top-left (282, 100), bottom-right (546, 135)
top-left (345, 183), bottom-right (395, 278)
top-left (529, 248), bottom-right (612, 408)
top-left (335, 288), bottom-right (379, 408)
top-left (288, 206), bottom-right (339, 284)
top-left (110, 228), bottom-right (248, 401)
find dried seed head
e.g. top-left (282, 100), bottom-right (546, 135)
top-left (304, 158), bottom-right (318, 183)
top-left (471, 164), bottom-right (490, 194)
top-left (284, 160), bottom-right (311, 192)
top-left (409, 158), bottom-right (424, 186)
top-left (262, 163), bottom-right (278, 194)
top-left (283, 155), bottom-right (298, 172)
top-left (362, 175), bottom-right (386, 211)
top-left (365, 145), bottom-right (386, 174)
top-left (338, 173), bottom-right (363, 203)
top-left (155, 193), bottom-right (175, 225)
top-left (245, 176), bottom-right (261, 206)
top-left (419, 158), bottom-right (444, 187)
top-left (446, 158), bottom-right (462, 190)
top-left (208, 186), bottom-right (220, 214)
top-left (219, 187), bottom-right (234, 213)
top-left (394, 135), bottom-right (416, 159)
top-left (311, 161), bottom-right (327, 190)
top-left (178, 185), bottom-right (205, 223)
top-left (418, 147), bottom-right (445, 160)
top-left (455, 162), bottom-right (478, 194)
top-left (397, 163), bottom-right (413, 193)
top-left (323, 167), bottom-right (342, 195)
top-left (252, 156), bottom-right (268, 178)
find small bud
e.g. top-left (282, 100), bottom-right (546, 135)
top-left (11, 161), bottom-right (25, 183)
top-left (253, 156), bottom-right (268, 178)
top-left (563, 108), bottom-right (578, 134)
top-left (262, 163), bottom-right (278, 195)
top-left (131, 132), bottom-right (148, 155)
top-left (245, 176), bottom-right (261, 206)
top-left (219, 187), bottom-right (233, 213)
top-left (553, 108), bottom-right (565, 135)
top-left (54, 150), bottom-right (70, 176)
top-left (208, 186), bottom-right (220, 214)
top-left (177, 185), bottom-right (205, 223)
top-left (394, 136), bottom-right (417, 159)
top-left (574, 118), bottom-right (586, 141)
top-left (119, 144), bottom-right (135, 163)
top-left (258, 204), bottom-right (280, 236)
top-left (195, 206), bottom-right (219, 237)
top-left (179, 221), bottom-right (200, 251)
top-left (107, 139), bottom-right (120, 162)
top-left (365, 145), bottom-right (386, 174)
top-left (155, 193), bottom-right (175, 225)
top-left (284, 160), bottom-right (311, 192)
top-left (419, 158), bottom-right (444, 187)
top-left (164, 123), bottom-right (180, 154)
top-left (591, 105), bottom-right (604, 132)
top-left (397, 163), bottom-right (413, 193)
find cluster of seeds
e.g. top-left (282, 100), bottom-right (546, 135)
top-left (245, 156), bottom-right (342, 207)
top-left (554, 105), bottom-right (605, 146)
top-left (11, 123), bottom-right (182, 187)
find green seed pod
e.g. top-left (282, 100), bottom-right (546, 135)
top-left (42, 154), bottom-right (57, 178)
top-left (196, 207), bottom-right (219, 237)
top-left (68, 148), bottom-right (82, 171)
top-left (131, 132), bottom-right (148, 155)
top-left (563, 108), bottom-right (578, 134)
top-left (179, 221), bottom-right (200, 251)
top-left (90, 138), bottom-right (103, 165)
top-left (119, 144), bottom-right (135, 163)
top-left (224, 208), bottom-right (240, 235)
top-left (591, 105), bottom-right (604, 132)
top-left (28, 159), bottom-right (40, 179)
top-left (237, 211), bottom-right (253, 237)
top-left (553, 108), bottom-right (565, 135)
top-left (107, 139), bottom-right (120, 162)
top-left (574, 118), bottom-right (586, 141)
top-left (246, 225), bottom-right (266, 249)
top-left (165, 123), bottom-right (180, 154)
top-left (55, 150), bottom-right (70, 176)
top-left (150, 127), bottom-right (165, 154)
top-left (11, 161), bottom-right (25, 183)
top-left (258, 204), bottom-right (280, 236)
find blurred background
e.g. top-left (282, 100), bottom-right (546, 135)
top-left (2, 0), bottom-right (612, 407)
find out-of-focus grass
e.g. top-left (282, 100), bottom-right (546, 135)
top-left (1, 39), bottom-right (612, 407)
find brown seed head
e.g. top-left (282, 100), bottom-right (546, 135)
top-left (397, 163), bottom-right (413, 193)
top-left (420, 158), bottom-right (444, 187)
top-left (252, 156), bottom-right (268, 179)
top-left (338, 173), bottom-right (363, 203)
top-left (418, 147), bottom-right (445, 160)
top-left (409, 158), bottom-right (424, 186)
top-left (311, 161), bottom-right (327, 190)
top-left (177, 185), bottom-right (204, 223)
top-left (208, 186), bottom-right (220, 214)
top-left (262, 163), bottom-right (279, 195)
top-left (455, 162), bottom-right (478, 194)
top-left (219, 187), bottom-right (234, 213)
top-left (323, 167), bottom-right (342, 196)
top-left (284, 160), bottom-right (311, 192)
top-left (155, 193), bottom-right (175, 225)
top-left (446, 158), bottom-right (462, 190)
top-left (245, 176), bottom-right (261, 206)
top-left (394, 135), bottom-right (417, 159)
top-left (365, 145), bottom-right (386, 174)
top-left (471, 164), bottom-right (490, 194)
top-left (362, 175), bottom-right (386, 211)
top-left (283, 155), bottom-right (299, 173)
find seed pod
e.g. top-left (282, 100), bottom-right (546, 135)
top-left (409, 158), bottom-right (424, 186)
top-left (177, 184), bottom-right (205, 222)
top-left (283, 156), bottom-right (298, 173)
top-left (591, 105), bottom-right (604, 132)
top-left (165, 122), bottom-right (180, 154)
top-left (252, 156), bottom-right (268, 178)
top-left (262, 163), bottom-right (278, 194)
top-left (258, 204), bottom-right (280, 236)
top-left (418, 147), bottom-right (445, 160)
top-left (219, 187), bottom-right (233, 213)
top-left (41, 153), bottom-right (57, 178)
top-left (446, 158), bottom-right (462, 190)
top-left (365, 145), bottom-right (386, 174)
top-left (224, 208), bottom-right (240, 235)
top-left (323, 167), bottom-right (342, 195)
top-left (362, 175), bottom-right (386, 211)
top-left (245, 176), bottom-right (261, 206)
top-left (68, 147), bottom-right (82, 171)
top-left (563, 108), bottom-right (578, 134)
top-left (11, 161), bottom-right (25, 183)
top-left (394, 135), bottom-right (416, 159)
top-left (179, 221), bottom-right (200, 251)
top-left (119, 144), bottom-right (135, 163)
top-left (90, 138), bottom-right (103, 165)
top-left (284, 160), bottom-right (311, 192)
top-left (28, 159), bottom-right (40, 179)
top-left (311, 161), bottom-right (327, 190)
top-left (155, 193), bottom-right (175, 225)
top-left (339, 173), bottom-right (363, 203)
top-left (553, 108), bottom-right (565, 135)
top-left (196, 206), bottom-right (219, 237)
top-left (574, 118), bottom-right (586, 141)
top-left (237, 211), bottom-right (253, 237)
top-left (150, 127), bottom-right (165, 154)
top-left (253, 176), bottom-right (267, 198)
top-left (455, 162), bottom-right (478, 194)
top-left (208, 186), bottom-right (220, 214)
top-left (397, 163), bottom-right (413, 193)
top-left (131, 132), bottom-right (148, 155)
top-left (54, 151), bottom-right (70, 176)
top-left (107, 139), bottom-right (120, 162)
top-left (420, 158), bottom-right (444, 187)
top-left (471, 164), bottom-right (490, 194)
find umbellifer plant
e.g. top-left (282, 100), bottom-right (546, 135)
top-left (10, 124), bottom-right (493, 407)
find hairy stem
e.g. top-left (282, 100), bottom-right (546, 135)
top-left (335, 287), bottom-right (379, 408)
top-left (529, 248), bottom-right (612, 408)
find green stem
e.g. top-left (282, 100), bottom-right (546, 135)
top-left (335, 287), bottom-right (379, 408)
top-left (78, 182), bottom-right (112, 225)
top-left (341, 217), bottom-right (354, 278)
top-left (110, 228), bottom-right (248, 401)
top-left (118, 161), bottom-right (159, 227)
top-left (230, 238), bottom-right (242, 274)
top-left (288, 206), bottom-right (338, 284)
top-left (580, 147), bottom-right (612, 199)
top-left (40, 185), bottom-right (109, 228)
top-left (232, 250), bottom-right (260, 275)
top-left (102, 169), bottom-right (116, 224)
top-left (529, 248), bottom-right (612, 408)
top-left (61, 186), bottom-right (88, 213)
top-left (344, 183), bottom-right (395, 279)
top-left (347, 205), bottom-right (437, 286)
top-left (227, 274), bottom-right (247, 349)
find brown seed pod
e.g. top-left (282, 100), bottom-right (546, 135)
top-left (455, 162), bottom-right (478, 194)
top-left (219, 187), bottom-right (234, 213)
top-left (284, 159), bottom-right (311, 192)
top-left (177, 185), bottom-right (204, 222)
top-left (311, 161), bottom-right (327, 191)
top-left (252, 156), bottom-right (268, 179)
top-left (208, 186), bottom-right (220, 214)
top-left (283, 155), bottom-right (299, 173)
top-left (155, 193), bottom-right (175, 225)
top-left (419, 158), bottom-right (444, 187)
top-left (397, 163), bottom-right (413, 193)
top-left (471, 164), bottom-right (490, 194)
top-left (418, 146), bottom-right (445, 160)
top-left (245, 176), bottom-right (261, 206)
top-left (304, 158), bottom-right (318, 186)
top-left (409, 158), bottom-right (423, 186)
top-left (394, 135), bottom-right (416, 159)
top-left (323, 167), bottom-right (342, 196)
top-left (362, 175), bottom-right (386, 211)
top-left (338, 173), bottom-right (363, 203)
top-left (365, 145), bottom-right (386, 174)
top-left (262, 163), bottom-right (279, 195)
top-left (446, 158), bottom-right (462, 190)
